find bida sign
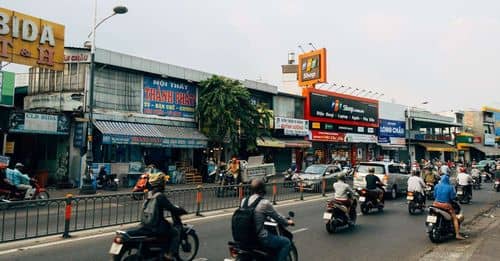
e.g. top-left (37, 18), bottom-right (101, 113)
top-left (0, 7), bottom-right (65, 71)
top-left (298, 48), bottom-right (327, 87)
top-left (305, 88), bottom-right (379, 128)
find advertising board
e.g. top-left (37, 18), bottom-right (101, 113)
top-left (304, 88), bottom-right (379, 128)
top-left (0, 7), bottom-right (65, 71)
top-left (298, 48), bottom-right (327, 87)
top-left (275, 117), bottom-right (309, 136)
top-left (143, 76), bottom-right (197, 120)
top-left (378, 119), bottom-right (406, 144)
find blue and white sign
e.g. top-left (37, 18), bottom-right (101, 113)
top-left (378, 119), bottom-right (406, 145)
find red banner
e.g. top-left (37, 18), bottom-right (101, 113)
top-left (311, 130), bottom-right (345, 142)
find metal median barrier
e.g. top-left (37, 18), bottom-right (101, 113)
top-left (0, 181), bottom-right (325, 243)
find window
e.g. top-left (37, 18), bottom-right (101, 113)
top-left (357, 164), bottom-right (385, 174)
top-left (388, 165), bottom-right (401, 174)
top-left (94, 67), bottom-right (142, 112)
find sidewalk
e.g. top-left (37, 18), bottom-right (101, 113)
top-left (419, 202), bottom-right (499, 261)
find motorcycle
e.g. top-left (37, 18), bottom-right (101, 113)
top-left (356, 188), bottom-right (384, 214)
top-left (97, 174), bottom-right (119, 191)
top-left (109, 207), bottom-right (199, 261)
top-left (425, 183), bottom-right (435, 200)
top-left (472, 176), bottom-right (481, 190)
top-left (407, 191), bottom-right (425, 215)
top-left (0, 178), bottom-right (49, 203)
top-left (132, 170), bottom-right (170, 200)
top-left (426, 201), bottom-right (464, 243)
top-left (482, 172), bottom-right (493, 183)
top-left (323, 197), bottom-right (358, 233)
top-left (456, 185), bottom-right (471, 204)
top-left (225, 211), bottom-right (298, 261)
top-left (216, 171), bottom-right (238, 198)
top-left (494, 178), bottom-right (500, 192)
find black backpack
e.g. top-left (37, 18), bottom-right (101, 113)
top-left (140, 192), bottom-right (161, 228)
top-left (231, 196), bottom-right (262, 244)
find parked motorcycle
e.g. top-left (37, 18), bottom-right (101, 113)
top-left (0, 178), bottom-right (49, 204)
top-left (456, 185), bottom-right (471, 204)
top-left (357, 188), bottom-right (384, 214)
top-left (323, 197), bottom-right (358, 233)
top-left (426, 201), bottom-right (464, 243)
top-left (109, 207), bottom-right (199, 261)
top-left (494, 178), bottom-right (500, 192)
top-left (407, 191), bottom-right (425, 215)
top-left (225, 211), bottom-right (298, 261)
top-left (472, 176), bottom-right (481, 190)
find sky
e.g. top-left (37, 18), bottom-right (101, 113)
top-left (2, 0), bottom-right (500, 112)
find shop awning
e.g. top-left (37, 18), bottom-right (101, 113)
top-left (94, 121), bottom-right (208, 148)
top-left (257, 137), bottom-right (311, 148)
top-left (468, 143), bottom-right (500, 156)
top-left (417, 142), bottom-right (457, 152)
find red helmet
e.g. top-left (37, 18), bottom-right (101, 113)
top-left (459, 167), bottom-right (466, 173)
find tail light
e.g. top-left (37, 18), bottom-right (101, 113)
top-left (229, 246), bottom-right (238, 258)
top-left (360, 189), bottom-right (367, 195)
top-left (407, 192), bottom-right (414, 196)
top-left (113, 236), bottom-right (123, 244)
top-left (383, 175), bottom-right (389, 184)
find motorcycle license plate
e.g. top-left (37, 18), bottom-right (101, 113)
top-left (426, 215), bottom-right (437, 223)
top-left (457, 191), bottom-right (463, 195)
top-left (426, 187), bottom-right (432, 191)
top-left (323, 212), bottom-right (332, 220)
top-left (359, 196), bottom-right (366, 202)
top-left (109, 243), bottom-right (123, 255)
top-left (406, 196), bottom-right (414, 201)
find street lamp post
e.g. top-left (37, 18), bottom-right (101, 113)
top-left (80, 1), bottom-right (128, 194)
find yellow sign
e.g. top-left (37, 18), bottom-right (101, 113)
top-left (312, 122), bottom-right (321, 129)
top-left (298, 48), bottom-right (327, 87)
top-left (0, 7), bottom-right (65, 71)
top-left (5, 142), bottom-right (14, 154)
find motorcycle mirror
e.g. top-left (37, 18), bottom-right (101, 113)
top-left (288, 211), bottom-right (295, 218)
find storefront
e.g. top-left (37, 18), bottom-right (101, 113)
top-left (303, 88), bottom-right (379, 166)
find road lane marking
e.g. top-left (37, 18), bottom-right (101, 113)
top-left (291, 228), bottom-right (308, 234)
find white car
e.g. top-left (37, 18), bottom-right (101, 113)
top-left (353, 161), bottom-right (410, 199)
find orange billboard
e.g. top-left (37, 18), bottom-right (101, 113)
top-left (298, 48), bottom-right (327, 87)
top-left (0, 7), bottom-right (65, 71)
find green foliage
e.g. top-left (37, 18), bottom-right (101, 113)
top-left (197, 75), bottom-right (272, 155)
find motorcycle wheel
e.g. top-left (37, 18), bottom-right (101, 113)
top-left (428, 225), bottom-right (442, 243)
top-left (36, 191), bottom-right (50, 206)
top-left (361, 205), bottom-right (369, 215)
top-left (408, 202), bottom-right (416, 215)
top-left (495, 185), bottom-right (500, 192)
top-left (112, 246), bottom-right (140, 261)
top-left (325, 221), bottom-right (336, 234)
top-left (177, 230), bottom-right (200, 261)
top-left (287, 244), bottom-right (298, 261)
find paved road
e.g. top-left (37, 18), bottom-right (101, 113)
top-left (1, 188), bottom-right (498, 261)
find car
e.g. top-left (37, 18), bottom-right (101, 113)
top-left (472, 160), bottom-right (497, 171)
top-left (353, 161), bottom-right (410, 199)
top-left (296, 164), bottom-right (343, 192)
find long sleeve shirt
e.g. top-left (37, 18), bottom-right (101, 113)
top-left (407, 176), bottom-right (426, 193)
top-left (244, 194), bottom-right (289, 239)
top-left (6, 169), bottom-right (30, 186)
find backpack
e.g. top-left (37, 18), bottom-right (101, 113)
top-left (141, 192), bottom-right (162, 227)
top-left (231, 196), bottom-right (262, 244)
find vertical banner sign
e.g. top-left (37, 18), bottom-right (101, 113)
top-left (0, 71), bottom-right (14, 106)
top-left (0, 7), bottom-right (65, 71)
top-left (298, 48), bottom-right (327, 87)
top-left (143, 76), bottom-right (197, 120)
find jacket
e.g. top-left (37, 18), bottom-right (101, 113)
top-left (434, 175), bottom-right (456, 203)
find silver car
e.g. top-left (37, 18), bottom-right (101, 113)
top-left (353, 162), bottom-right (410, 199)
top-left (297, 164), bottom-right (343, 192)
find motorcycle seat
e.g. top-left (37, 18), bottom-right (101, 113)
top-left (428, 207), bottom-right (452, 221)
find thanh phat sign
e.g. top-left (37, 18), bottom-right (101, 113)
top-left (143, 76), bottom-right (197, 120)
top-left (0, 7), bottom-right (65, 71)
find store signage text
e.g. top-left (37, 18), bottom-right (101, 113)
top-left (275, 117), bottom-right (309, 136)
top-left (298, 48), bottom-right (327, 87)
top-left (0, 7), bottom-right (64, 71)
top-left (415, 134), bottom-right (452, 142)
top-left (310, 130), bottom-right (345, 142)
top-left (484, 133), bottom-right (495, 146)
top-left (102, 134), bottom-right (207, 148)
top-left (378, 119), bottom-right (405, 144)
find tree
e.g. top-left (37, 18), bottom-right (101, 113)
top-left (197, 75), bottom-right (272, 161)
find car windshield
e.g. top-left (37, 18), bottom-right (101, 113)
top-left (478, 160), bottom-right (491, 165)
top-left (304, 165), bottom-right (327, 175)
top-left (356, 164), bottom-right (385, 174)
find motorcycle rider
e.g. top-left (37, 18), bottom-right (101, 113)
top-left (456, 167), bottom-right (473, 200)
top-left (244, 179), bottom-right (294, 261)
top-left (6, 163), bottom-right (32, 199)
top-left (130, 173), bottom-right (181, 260)
top-left (422, 164), bottom-right (439, 185)
top-left (471, 166), bottom-right (481, 184)
top-left (229, 157), bottom-right (241, 184)
top-left (365, 167), bottom-right (384, 203)
top-left (332, 173), bottom-right (354, 223)
top-left (433, 168), bottom-right (465, 240)
top-left (407, 169), bottom-right (426, 204)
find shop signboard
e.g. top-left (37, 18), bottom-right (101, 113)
top-left (473, 136), bottom-right (482, 144)
top-left (310, 130), bottom-right (345, 142)
top-left (102, 134), bottom-right (207, 148)
top-left (378, 119), bottom-right (406, 144)
top-left (5, 142), bottom-right (14, 154)
top-left (275, 117), bottom-right (309, 136)
top-left (495, 112), bottom-right (500, 137)
top-left (344, 133), bottom-right (378, 143)
top-left (311, 121), bottom-right (376, 134)
top-left (0, 71), bottom-right (14, 106)
top-left (298, 48), bottom-right (327, 87)
top-left (0, 155), bottom-right (10, 165)
top-left (9, 112), bottom-right (69, 135)
top-left (484, 133), bottom-right (495, 146)
top-left (143, 76), bottom-right (197, 120)
top-left (304, 88), bottom-right (379, 128)
top-left (455, 135), bottom-right (473, 144)
top-left (73, 122), bottom-right (85, 148)
top-left (414, 134), bottom-right (452, 142)
top-left (0, 7), bottom-right (65, 71)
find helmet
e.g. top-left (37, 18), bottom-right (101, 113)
top-left (440, 165), bottom-right (450, 175)
top-left (148, 172), bottom-right (167, 188)
top-left (459, 167), bottom-right (466, 173)
top-left (337, 173), bottom-right (346, 181)
top-left (15, 163), bottom-right (24, 168)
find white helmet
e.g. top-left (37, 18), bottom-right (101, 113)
top-left (440, 165), bottom-right (450, 175)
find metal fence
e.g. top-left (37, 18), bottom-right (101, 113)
top-left (0, 181), bottom-right (326, 243)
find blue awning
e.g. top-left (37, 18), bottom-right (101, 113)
top-left (94, 121), bottom-right (207, 148)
